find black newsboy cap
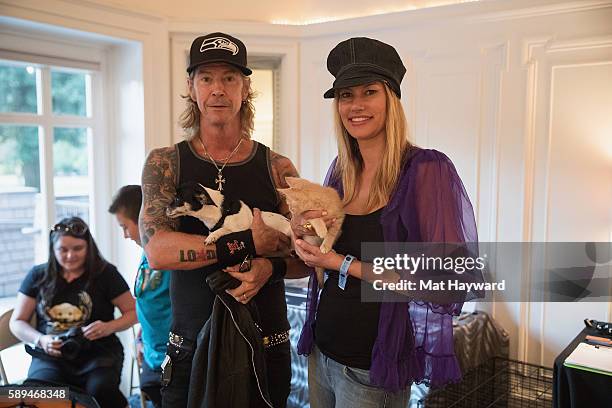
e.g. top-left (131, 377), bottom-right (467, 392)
top-left (324, 37), bottom-right (406, 99)
top-left (187, 32), bottom-right (252, 76)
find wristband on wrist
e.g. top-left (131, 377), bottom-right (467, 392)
top-left (215, 230), bottom-right (257, 268)
top-left (267, 257), bottom-right (287, 285)
top-left (338, 254), bottom-right (355, 290)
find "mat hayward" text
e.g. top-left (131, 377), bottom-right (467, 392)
top-left (373, 279), bottom-right (506, 292)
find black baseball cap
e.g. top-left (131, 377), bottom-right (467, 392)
top-left (187, 32), bottom-right (252, 76)
top-left (324, 37), bottom-right (406, 99)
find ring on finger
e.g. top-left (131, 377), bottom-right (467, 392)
top-left (242, 293), bottom-right (248, 301)
top-left (302, 222), bottom-right (313, 231)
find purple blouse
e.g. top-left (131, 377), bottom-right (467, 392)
top-left (297, 148), bottom-right (479, 392)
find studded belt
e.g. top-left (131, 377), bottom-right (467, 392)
top-left (263, 330), bottom-right (290, 349)
top-left (168, 331), bottom-right (195, 352)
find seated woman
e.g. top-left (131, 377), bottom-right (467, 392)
top-left (9, 216), bottom-right (136, 408)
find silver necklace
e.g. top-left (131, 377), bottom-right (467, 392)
top-left (197, 137), bottom-right (244, 191)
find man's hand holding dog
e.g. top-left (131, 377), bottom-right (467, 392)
top-left (224, 258), bottom-right (273, 304)
top-left (252, 208), bottom-right (290, 255)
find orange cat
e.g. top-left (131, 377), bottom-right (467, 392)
top-left (278, 177), bottom-right (345, 288)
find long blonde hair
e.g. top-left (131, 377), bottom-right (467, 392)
top-left (333, 83), bottom-right (411, 212)
top-left (178, 72), bottom-right (255, 141)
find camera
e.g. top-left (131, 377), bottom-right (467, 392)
top-left (57, 327), bottom-right (90, 360)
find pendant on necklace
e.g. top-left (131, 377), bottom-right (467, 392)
top-left (215, 171), bottom-right (226, 191)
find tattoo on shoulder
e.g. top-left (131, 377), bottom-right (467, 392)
top-left (140, 146), bottom-right (179, 246)
top-left (269, 150), bottom-right (299, 189)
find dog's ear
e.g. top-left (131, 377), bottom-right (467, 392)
top-left (194, 183), bottom-right (206, 194)
top-left (200, 187), bottom-right (216, 206)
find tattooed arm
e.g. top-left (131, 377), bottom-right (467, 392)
top-left (139, 146), bottom-right (218, 270)
top-left (269, 150), bottom-right (311, 279)
top-left (269, 150), bottom-right (299, 218)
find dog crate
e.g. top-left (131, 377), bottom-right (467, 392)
top-left (419, 357), bottom-right (553, 408)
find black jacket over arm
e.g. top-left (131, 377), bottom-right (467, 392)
top-left (187, 271), bottom-right (273, 408)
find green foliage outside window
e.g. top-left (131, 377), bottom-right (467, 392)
top-left (0, 63), bottom-right (89, 189)
top-left (0, 64), bottom-right (37, 113)
top-left (52, 71), bottom-right (87, 116)
top-left (0, 125), bottom-right (40, 190)
top-left (54, 128), bottom-right (88, 176)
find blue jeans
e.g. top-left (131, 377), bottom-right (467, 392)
top-left (308, 346), bottom-right (410, 408)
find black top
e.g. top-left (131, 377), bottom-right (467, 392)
top-left (315, 208), bottom-right (384, 370)
top-left (553, 327), bottom-right (612, 408)
top-left (19, 262), bottom-right (128, 365)
top-left (171, 140), bottom-right (290, 340)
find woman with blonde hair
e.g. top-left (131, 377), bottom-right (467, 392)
top-left (292, 37), bottom-right (480, 407)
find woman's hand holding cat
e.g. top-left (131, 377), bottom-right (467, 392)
top-left (294, 239), bottom-right (343, 271)
top-left (224, 258), bottom-right (273, 304)
top-left (252, 208), bottom-right (291, 255)
top-left (290, 210), bottom-right (336, 239)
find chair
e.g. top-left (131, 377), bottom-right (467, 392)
top-left (0, 308), bottom-right (36, 385)
top-left (130, 325), bottom-right (151, 408)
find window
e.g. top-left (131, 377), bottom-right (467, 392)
top-left (249, 58), bottom-right (281, 150)
top-left (0, 59), bottom-right (98, 298)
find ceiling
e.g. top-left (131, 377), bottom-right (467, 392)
top-left (90, 0), bottom-right (484, 25)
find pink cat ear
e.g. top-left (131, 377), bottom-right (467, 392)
top-left (285, 176), bottom-right (299, 186)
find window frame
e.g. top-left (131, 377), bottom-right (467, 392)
top-left (250, 57), bottom-right (281, 150)
top-left (0, 50), bottom-right (106, 264)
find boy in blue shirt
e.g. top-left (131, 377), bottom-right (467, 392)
top-left (109, 185), bottom-right (172, 408)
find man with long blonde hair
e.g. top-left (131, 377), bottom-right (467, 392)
top-left (139, 32), bottom-right (299, 407)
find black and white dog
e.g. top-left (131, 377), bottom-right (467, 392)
top-left (166, 181), bottom-right (291, 245)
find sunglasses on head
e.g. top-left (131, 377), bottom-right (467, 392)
top-left (51, 221), bottom-right (89, 237)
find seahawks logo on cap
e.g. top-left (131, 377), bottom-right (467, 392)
top-left (200, 37), bottom-right (239, 55)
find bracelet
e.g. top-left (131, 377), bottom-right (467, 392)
top-left (215, 230), bottom-right (257, 267)
top-left (267, 257), bottom-right (287, 285)
top-left (339, 254), bottom-right (355, 290)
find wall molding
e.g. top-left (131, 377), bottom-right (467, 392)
top-left (520, 34), bottom-right (612, 365)
top-left (467, 0), bottom-right (612, 23)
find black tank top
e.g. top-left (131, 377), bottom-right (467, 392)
top-left (171, 140), bottom-right (289, 340)
top-left (315, 208), bottom-right (385, 370)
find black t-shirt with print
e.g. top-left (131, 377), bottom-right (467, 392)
top-left (19, 262), bottom-right (129, 363)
